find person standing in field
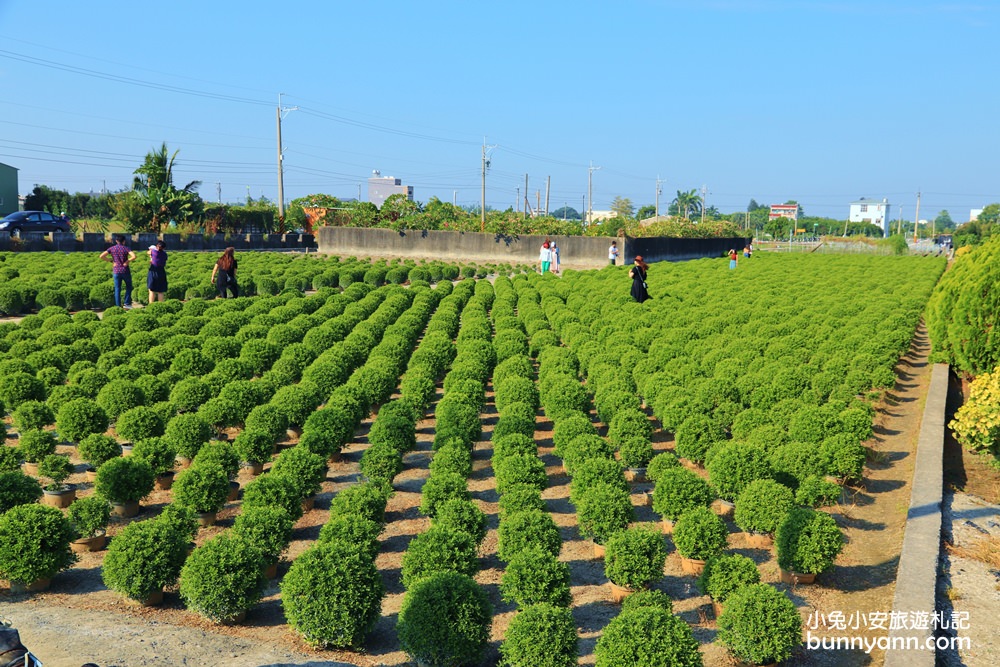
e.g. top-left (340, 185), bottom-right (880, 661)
top-left (629, 255), bottom-right (650, 303)
top-left (211, 247), bottom-right (239, 298)
top-left (99, 235), bottom-right (136, 309)
top-left (609, 240), bottom-right (619, 265)
top-left (146, 241), bottom-right (168, 303)
top-left (539, 240), bottom-right (552, 274)
top-left (551, 241), bottom-right (561, 274)
top-left (729, 248), bottom-right (738, 270)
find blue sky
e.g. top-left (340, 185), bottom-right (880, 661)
top-left (0, 0), bottom-right (996, 222)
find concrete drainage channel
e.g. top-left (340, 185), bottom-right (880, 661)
top-left (884, 363), bottom-right (948, 667)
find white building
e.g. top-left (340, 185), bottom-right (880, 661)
top-left (970, 208), bottom-right (984, 222)
top-left (849, 197), bottom-right (892, 237)
top-left (367, 170), bottom-right (414, 209)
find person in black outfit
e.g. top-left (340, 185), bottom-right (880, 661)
top-left (629, 255), bottom-right (650, 303)
top-left (210, 246), bottom-right (239, 298)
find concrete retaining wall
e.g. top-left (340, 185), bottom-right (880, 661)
top-left (884, 362), bottom-right (949, 667)
top-left (316, 226), bottom-right (747, 267)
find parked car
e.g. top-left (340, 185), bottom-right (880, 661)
top-left (0, 211), bottom-right (72, 236)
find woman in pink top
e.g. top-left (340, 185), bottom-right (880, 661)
top-left (99, 235), bottom-right (136, 308)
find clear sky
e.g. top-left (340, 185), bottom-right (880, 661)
top-left (0, 0), bottom-right (996, 223)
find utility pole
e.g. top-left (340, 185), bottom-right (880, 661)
top-left (216, 182), bottom-right (222, 204)
top-left (588, 162), bottom-right (601, 225)
top-left (536, 191), bottom-right (540, 219)
top-left (481, 140), bottom-right (494, 232)
top-left (276, 93), bottom-right (298, 222)
top-left (524, 174), bottom-right (529, 219)
top-left (358, 184), bottom-right (362, 202)
top-left (582, 195), bottom-right (586, 227)
top-left (655, 176), bottom-right (663, 218)
top-left (701, 185), bottom-right (707, 225)
top-left (544, 176), bottom-right (550, 216)
top-left (516, 188), bottom-right (520, 213)
top-left (913, 190), bottom-right (921, 241)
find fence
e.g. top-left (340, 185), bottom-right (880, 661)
top-left (0, 232), bottom-right (317, 253)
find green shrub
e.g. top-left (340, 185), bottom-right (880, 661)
top-left (360, 441), bottom-right (403, 485)
top-left (55, 398), bottom-right (109, 444)
top-left (115, 406), bottom-right (165, 443)
top-left (491, 414), bottom-right (536, 441)
top-left (501, 545), bottom-right (571, 608)
top-left (608, 408), bottom-right (653, 448)
top-left (697, 553), bottom-right (761, 603)
top-left (595, 606), bottom-right (701, 667)
top-left (78, 434), bottom-right (121, 469)
top-left (497, 509), bottom-right (561, 562)
top-left (165, 414), bottom-right (212, 460)
top-left (190, 440), bottom-right (239, 479)
top-left (674, 414), bottom-right (725, 464)
top-left (646, 452), bottom-right (680, 483)
top-left (651, 467), bottom-right (714, 522)
top-left (620, 589), bottom-right (674, 614)
top-left (180, 533), bottom-right (266, 623)
top-left (242, 473), bottom-right (303, 522)
top-left (270, 445), bottom-right (327, 499)
top-left (0, 372), bottom-right (46, 410)
top-left (173, 462), bottom-right (230, 514)
top-left (500, 603), bottom-right (578, 667)
top-left (672, 506), bottom-right (729, 562)
top-left (768, 441), bottom-right (826, 485)
top-left (551, 414), bottom-right (596, 458)
top-left (0, 471), bottom-right (43, 514)
top-left (169, 377), bottom-right (212, 413)
top-left (569, 457), bottom-right (627, 506)
top-left (707, 442), bottom-right (772, 502)
top-left (397, 571), bottom-right (491, 667)
top-left (401, 525), bottom-right (479, 589)
top-left (494, 453), bottom-right (547, 495)
top-left (66, 494), bottom-right (111, 539)
top-left (318, 514), bottom-right (382, 560)
top-left (603, 527), bottom-right (666, 589)
top-left (796, 475), bottom-right (842, 507)
top-left (281, 540), bottom-right (384, 648)
top-left (433, 498), bottom-right (487, 546)
top-left (94, 457), bottom-right (155, 505)
top-left (495, 376), bottom-right (539, 413)
top-left (17, 429), bottom-right (58, 463)
top-left (38, 454), bottom-right (73, 490)
top-left (420, 471), bottom-right (470, 518)
top-left (13, 401), bottom-right (55, 432)
top-left (429, 441), bottom-right (473, 478)
top-left (329, 483), bottom-right (388, 525)
top-left (0, 447), bottom-right (20, 474)
top-left (498, 483), bottom-right (545, 518)
top-left (576, 482), bottom-right (634, 545)
top-left (155, 503), bottom-right (200, 543)
top-left (820, 434), bottom-right (867, 482)
top-left (0, 504), bottom-right (77, 585)
top-left (96, 380), bottom-right (145, 421)
top-left (232, 504), bottom-right (294, 563)
top-left (734, 479), bottom-right (796, 535)
top-left (368, 413), bottom-right (417, 454)
top-left (562, 434), bottom-right (615, 475)
top-left (244, 404), bottom-right (289, 443)
top-left (102, 518), bottom-right (189, 601)
top-left (776, 507), bottom-right (844, 575)
top-left (718, 584), bottom-right (802, 665)
top-left (233, 429), bottom-right (274, 466)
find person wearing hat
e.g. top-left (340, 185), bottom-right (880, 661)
top-left (629, 255), bottom-right (650, 303)
top-left (147, 240), bottom-right (168, 303)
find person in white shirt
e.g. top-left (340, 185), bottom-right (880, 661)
top-left (540, 241), bottom-right (552, 274)
top-left (551, 241), bottom-right (561, 274)
top-left (609, 241), bottom-right (619, 266)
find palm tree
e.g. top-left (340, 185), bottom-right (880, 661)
top-left (671, 189), bottom-right (702, 220)
top-left (132, 143), bottom-right (202, 232)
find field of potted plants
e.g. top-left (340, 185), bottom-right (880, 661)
top-left (0, 250), bottom-right (948, 665)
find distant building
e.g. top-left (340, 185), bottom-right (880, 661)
top-left (586, 210), bottom-right (616, 224)
top-left (970, 208), bottom-right (984, 222)
top-left (0, 162), bottom-right (18, 217)
top-left (367, 170), bottom-right (413, 209)
top-left (849, 197), bottom-right (892, 237)
top-left (768, 204), bottom-right (799, 221)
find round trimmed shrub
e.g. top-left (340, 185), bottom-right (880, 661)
top-left (328, 482), bottom-right (388, 525)
top-left (180, 533), bottom-right (265, 622)
top-left (281, 540), bottom-right (384, 648)
top-left (672, 506), bottom-right (729, 562)
top-left (242, 472), bottom-right (304, 522)
top-left (156, 503), bottom-right (200, 543)
top-left (500, 603), bottom-right (578, 667)
top-left (0, 372), bottom-right (46, 410)
top-left (652, 467), bottom-right (714, 522)
top-left (233, 505), bottom-right (295, 564)
top-left (494, 453), bottom-right (547, 495)
top-left (608, 408), bottom-right (653, 448)
top-left (17, 429), bottom-right (58, 463)
top-left (498, 483), bottom-right (545, 518)
top-left (429, 441), bottom-right (473, 478)
top-left (603, 527), bottom-right (666, 589)
top-left (433, 498), bottom-right (487, 546)
top-left (697, 553), bottom-right (761, 603)
top-left (620, 589), bottom-right (674, 614)
top-left (576, 482), bottom-right (634, 545)
top-left (542, 378), bottom-right (589, 422)
top-left (595, 606), bottom-right (701, 667)
top-left (734, 479), bottom-right (796, 535)
top-left (271, 445), bottom-right (327, 499)
top-left (492, 433), bottom-right (537, 461)
top-left (243, 404), bottom-right (289, 443)
top-left (618, 436), bottom-right (655, 470)
top-left (102, 518), bottom-right (193, 601)
top-left (495, 376), bottom-right (539, 413)
top-left (197, 396), bottom-right (242, 430)
top-left (552, 414), bottom-right (597, 458)
top-left (718, 584), bottom-right (802, 665)
top-left (397, 571), bottom-right (491, 667)
top-left (820, 434), bottom-right (867, 482)
top-left (775, 507), bottom-right (845, 575)
top-left (491, 414), bottom-right (536, 441)
top-left (401, 524), bottom-right (479, 589)
top-left (646, 452), bottom-right (680, 482)
top-left (0, 448), bottom-right (21, 474)
top-left (94, 457), bottom-right (155, 505)
top-left (165, 414), bottom-right (212, 460)
top-left (795, 475), bottom-right (843, 507)
top-left (368, 413), bottom-right (417, 454)
top-left (318, 514), bottom-right (382, 560)
top-left (707, 442), bottom-right (773, 502)
top-left (13, 400), bottom-right (55, 432)
top-left (233, 429), bottom-right (274, 466)
top-left (67, 494), bottom-right (111, 539)
top-left (501, 545), bottom-right (571, 608)
top-left (562, 434), bottom-right (615, 475)
top-left (191, 440), bottom-right (239, 479)
top-left (96, 380), bottom-right (145, 420)
top-left (360, 441), bottom-right (403, 485)
top-left (497, 509), bottom-right (561, 562)
top-left (169, 377), bottom-right (212, 414)
top-left (115, 406), bottom-right (165, 443)
top-left (55, 398), bottom-right (109, 443)
top-left (0, 503), bottom-right (77, 585)
top-left (569, 457), bottom-right (627, 506)
top-left (78, 434), bottom-right (121, 469)
top-left (674, 414), bottom-right (724, 464)
top-left (0, 471), bottom-right (43, 514)
top-left (173, 462), bottom-right (230, 514)
top-left (420, 472), bottom-right (470, 518)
